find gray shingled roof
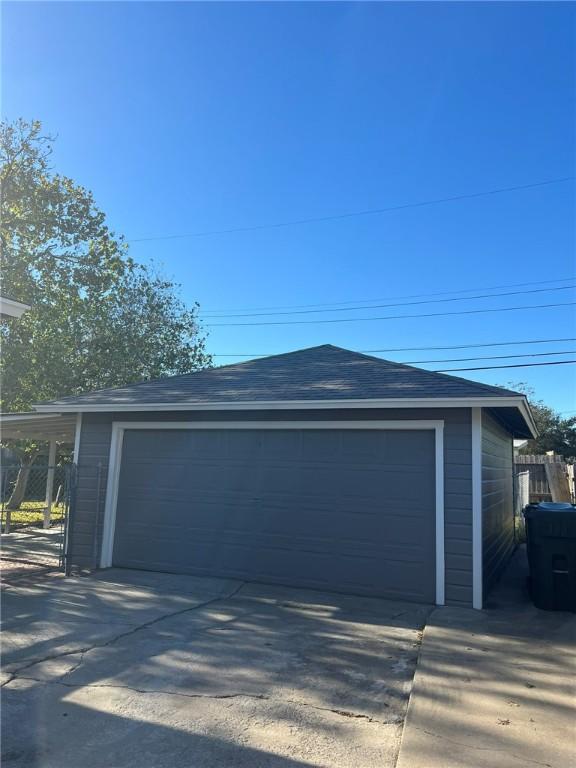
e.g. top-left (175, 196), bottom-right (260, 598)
top-left (36, 344), bottom-right (522, 407)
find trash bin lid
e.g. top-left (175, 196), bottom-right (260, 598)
top-left (536, 502), bottom-right (575, 510)
top-left (524, 501), bottom-right (576, 520)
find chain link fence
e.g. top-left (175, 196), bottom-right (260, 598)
top-left (1, 462), bottom-right (76, 578)
top-left (1, 463), bottom-right (69, 532)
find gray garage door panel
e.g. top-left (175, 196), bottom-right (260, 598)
top-left (113, 428), bottom-right (436, 602)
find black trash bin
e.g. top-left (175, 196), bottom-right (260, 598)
top-left (524, 502), bottom-right (576, 612)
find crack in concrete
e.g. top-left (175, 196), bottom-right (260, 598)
top-left (55, 605), bottom-right (266, 683)
top-left (413, 727), bottom-right (554, 767)
top-left (3, 581), bottom-right (417, 736)
top-left (0, 582), bottom-right (246, 688)
top-left (9, 676), bottom-right (396, 726)
top-left (59, 651), bottom-right (87, 680)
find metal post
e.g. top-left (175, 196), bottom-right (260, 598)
top-left (92, 463), bottom-right (103, 568)
top-left (1, 466), bottom-right (10, 534)
top-left (44, 440), bottom-right (57, 529)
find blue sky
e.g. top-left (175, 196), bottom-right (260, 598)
top-left (3, 1), bottom-right (575, 412)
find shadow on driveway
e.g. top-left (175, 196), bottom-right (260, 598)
top-left (2, 569), bottom-right (432, 768)
top-left (397, 547), bottom-right (576, 768)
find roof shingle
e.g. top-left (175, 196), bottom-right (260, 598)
top-left (36, 344), bottom-right (522, 407)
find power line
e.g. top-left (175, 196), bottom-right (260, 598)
top-left (205, 300), bottom-right (576, 327)
top-left (406, 350), bottom-right (576, 365)
top-left (435, 360), bottom-right (576, 372)
top-left (202, 277), bottom-right (575, 315)
top-left (210, 337), bottom-right (576, 357)
top-left (205, 349), bottom-right (575, 366)
top-left (363, 338), bottom-right (576, 354)
top-left (127, 176), bottom-right (574, 244)
top-left (200, 285), bottom-right (575, 320)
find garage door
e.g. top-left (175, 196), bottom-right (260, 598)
top-left (112, 428), bottom-right (436, 602)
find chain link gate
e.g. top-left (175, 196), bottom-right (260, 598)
top-left (0, 462), bottom-right (76, 572)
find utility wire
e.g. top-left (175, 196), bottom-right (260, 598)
top-left (210, 337), bottom-right (576, 357)
top-left (127, 176), bottom-right (574, 244)
top-left (363, 338), bottom-right (576, 354)
top-left (206, 350), bottom-right (575, 367)
top-left (406, 350), bottom-right (576, 364)
top-left (435, 360), bottom-right (576, 372)
top-left (205, 300), bottom-right (576, 327)
top-left (202, 276), bottom-right (575, 314)
top-left (200, 285), bottom-right (574, 319)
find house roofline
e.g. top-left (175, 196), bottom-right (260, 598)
top-left (1, 412), bottom-right (64, 422)
top-left (0, 296), bottom-right (31, 319)
top-left (516, 398), bottom-right (538, 439)
top-left (33, 395), bottom-right (537, 438)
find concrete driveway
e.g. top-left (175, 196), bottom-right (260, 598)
top-left (1, 529), bottom-right (63, 566)
top-left (1, 569), bottom-right (431, 767)
top-left (1, 529), bottom-right (63, 582)
top-left (397, 548), bottom-right (576, 768)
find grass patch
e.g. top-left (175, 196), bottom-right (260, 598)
top-left (2, 501), bottom-right (65, 529)
top-left (515, 513), bottom-right (527, 545)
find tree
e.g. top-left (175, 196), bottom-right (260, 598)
top-left (0, 119), bottom-right (211, 414)
top-left (0, 119), bottom-right (211, 517)
top-left (505, 382), bottom-right (576, 459)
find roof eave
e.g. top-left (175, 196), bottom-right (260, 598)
top-left (32, 395), bottom-right (536, 435)
top-left (0, 412), bottom-right (77, 441)
top-left (517, 397), bottom-right (539, 439)
top-left (0, 296), bottom-right (31, 319)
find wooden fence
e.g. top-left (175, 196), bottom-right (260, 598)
top-left (514, 454), bottom-right (575, 504)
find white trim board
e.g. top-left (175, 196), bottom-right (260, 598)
top-left (35, 395), bottom-right (528, 411)
top-left (33, 395), bottom-right (526, 412)
top-left (0, 412), bottom-right (65, 423)
top-left (110, 420), bottom-right (445, 430)
top-left (33, 396), bottom-right (537, 438)
top-left (73, 413), bottom-right (83, 465)
top-left (100, 419), bottom-right (446, 606)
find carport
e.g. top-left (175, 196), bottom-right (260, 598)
top-left (0, 412), bottom-right (77, 531)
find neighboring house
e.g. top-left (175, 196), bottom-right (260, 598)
top-left (0, 295), bottom-right (31, 320)
top-left (2, 345), bottom-right (536, 609)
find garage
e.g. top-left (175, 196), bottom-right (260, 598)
top-left (111, 425), bottom-right (437, 602)
top-left (27, 344), bottom-right (537, 608)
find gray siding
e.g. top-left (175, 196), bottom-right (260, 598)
top-left (71, 407), bottom-right (473, 606)
top-left (482, 410), bottom-right (514, 595)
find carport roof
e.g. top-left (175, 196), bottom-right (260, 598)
top-left (0, 412), bottom-right (76, 441)
top-left (0, 295), bottom-right (31, 319)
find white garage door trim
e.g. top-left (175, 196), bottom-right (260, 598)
top-left (101, 420), bottom-right (446, 605)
